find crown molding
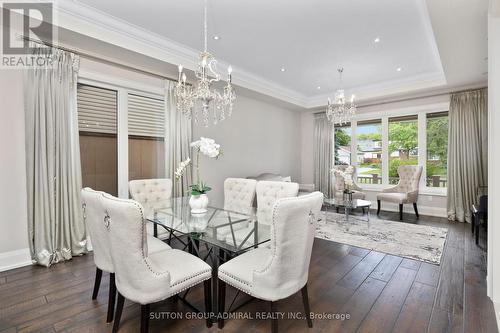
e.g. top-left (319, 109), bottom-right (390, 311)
top-left (53, 0), bottom-right (309, 107)
top-left (306, 71), bottom-right (447, 108)
top-left (51, 0), bottom-right (448, 110)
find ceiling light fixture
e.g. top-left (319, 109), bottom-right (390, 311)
top-left (175, 0), bottom-right (235, 127)
top-left (317, 86), bottom-right (321, 90)
top-left (396, 67), bottom-right (403, 72)
top-left (374, 37), bottom-right (381, 43)
top-left (213, 35), bottom-right (220, 40)
top-left (280, 67), bottom-right (286, 72)
top-left (326, 67), bottom-right (356, 125)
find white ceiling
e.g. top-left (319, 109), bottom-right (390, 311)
top-left (54, 0), bottom-right (488, 107)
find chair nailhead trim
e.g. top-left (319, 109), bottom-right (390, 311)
top-left (170, 268), bottom-right (212, 287)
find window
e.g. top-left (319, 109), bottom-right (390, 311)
top-left (356, 120), bottom-right (382, 185)
top-left (77, 84), bottom-right (118, 196)
top-left (426, 112), bottom-right (448, 188)
top-left (388, 116), bottom-right (418, 184)
top-left (128, 93), bottom-right (166, 181)
top-left (334, 124), bottom-right (351, 165)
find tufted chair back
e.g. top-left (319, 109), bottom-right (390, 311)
top-left (395, 165), bottom-right (423, 193)
top-left (81, 188), bottom-right (113, 273)
top-left (256, 181), bottom-right (299, 225)
top-left (224, 178), bottom-right (257, 214)
top-left (100, 193), bottom-right (171, 304)
top-left (129, 179), bottom-right (172, 218)
top-left (253, 192), bottom-right (323, 300)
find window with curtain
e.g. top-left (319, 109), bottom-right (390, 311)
top-left (356, 119), bottom-right (382, 185)
top-left (127, 93), bottom-right (166, 181)
top-left (426, 112), bottom-right (448, 188)
top-left (77, 84), bottom-right (118, 196)
top-left (388, 115), bottom-right (418, 184)
top-left (334, 123), bottom-right (351, 165)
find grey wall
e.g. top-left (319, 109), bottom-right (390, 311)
top-left (0, 70), bottom-right (29, 254)
top-left (193, 94), bottom-right (302, 207)
top-left (487, 9), bottom-right (500, 303)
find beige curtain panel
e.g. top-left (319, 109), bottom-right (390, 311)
top-left (165, 80), bottom-right (193, 197)
top-left (447, 88), bottom-right (488, 223)
top-left (24, 45), bottom-right (87, 267)
top-left (314, 114), bottom-right (333, 198)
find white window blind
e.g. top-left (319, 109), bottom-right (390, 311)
top-left (127, 94), bottom-right (165, 138)
top-left (77, 84), bottom-right (117, 134)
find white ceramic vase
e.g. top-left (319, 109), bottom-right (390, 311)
top-left (189, 194), bottom-right (209, 214)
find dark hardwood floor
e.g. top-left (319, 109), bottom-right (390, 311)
top-left (0, 210), bottom-right (497, 333)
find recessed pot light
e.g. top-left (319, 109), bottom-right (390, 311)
top-left (280, 67), bottom-right (286, 72)
top-left (374, 37), bottom-right (381, 43)
top-left (317, 86), bottom-right (321, 90)
top-left (213, 35), bottom-right (220, 40)
top-left (396, 67), bottom-right (403, 72)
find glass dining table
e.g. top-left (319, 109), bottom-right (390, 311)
top-left (147, 197), bottom-right (270, 314)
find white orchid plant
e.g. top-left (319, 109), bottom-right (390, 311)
top-left (174, 137), bottom-right (222, 196)
top-left (331, 165), bottom-right (354, 191)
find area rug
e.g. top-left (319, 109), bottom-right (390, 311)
top-left (315, 211), bottom-right (448, 265)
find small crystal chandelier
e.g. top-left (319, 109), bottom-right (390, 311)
top-left (175, 0), bottom-right (236, 127)
top-left (326, 67), bottom-right (356, 125)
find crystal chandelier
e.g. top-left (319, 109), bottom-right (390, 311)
top-left (326, 68), bottom-right (356, 125)
top-left (175, 0), bottom-right (236, 127)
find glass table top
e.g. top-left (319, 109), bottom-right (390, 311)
top-left (147, 197), bottom-right (270, 254)
top-left (323, 198), bottom-right (371, 208)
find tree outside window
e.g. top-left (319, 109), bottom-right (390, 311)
top-left (334, 125), bottom-right (351, 165)
top-left (357, 120), bottom-right (382, 185)
top-left (426, 112), bottom-right (448, 187)
top-left (388, 116), bottom-right (419, 184)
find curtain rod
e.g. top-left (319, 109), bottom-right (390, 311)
top-left (357, 86), bottom-right (487, 109)
top-left (20, 35), bottom-right (179, 83)
top-left (313, 86), bottom-right (487, 115)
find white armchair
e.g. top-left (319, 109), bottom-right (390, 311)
top-left (224, 180), bottom-right (299, 247)
top-left (81, 188), bottom-right (171, 325)
top-left (129, 178), bottom-right (172, 239)
top-left (376, 165), bottom-right (423, 220)
top-left (331, 165), bottom-right (366, 200)
top-left (100, 193), bottom-right (212, 333)
top-left (217, 192), bottom-right (324, 332)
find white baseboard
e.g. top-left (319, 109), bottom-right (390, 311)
top-left (494, 302), bottom-right (500, 332)
top-left (0, 248), bottom-right (32, 272)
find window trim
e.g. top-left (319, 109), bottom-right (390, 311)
top-left (333, 101), bottom-right (450, 195)
top-left (78, 71), bottom-right (165, 198)
top-left (355, 119), bottom-right (382, 188)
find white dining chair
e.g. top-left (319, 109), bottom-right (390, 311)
top-left (218, 191), bottom-right (324, 332)
top-left (212, 178), bottom-right (257, 241)
top-left (82, 188), bottom-right (170, 325)
top-left (100, 193), bottom-right (212, 333)
top-left (129, 179), bottom-right (172, 239)
top-left (81, 188), bottom-right (116, 324)
top-left (224, 181), bottom-right (299, 247)
top-left (224, 178), bottom-right (258, 214)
